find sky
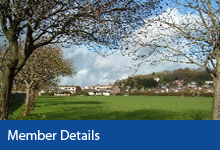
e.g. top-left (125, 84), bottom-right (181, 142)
top-left (59, 5), bottom-right (204, 87)
top-left (0, 2), bottom-right (203, 88)
top-left (60, 45), bottom-right (197, 87)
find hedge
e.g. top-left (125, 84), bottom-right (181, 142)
top-left (10, 93), bottom-right (26, 103)
top-left (117, 92), bottom-right (213, 97)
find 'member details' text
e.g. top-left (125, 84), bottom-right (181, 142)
top-left (8, 130), bottom-right (100, 141)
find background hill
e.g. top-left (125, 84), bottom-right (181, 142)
top-left (114, 68), bottom-right (212, 89)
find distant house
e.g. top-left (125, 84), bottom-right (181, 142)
top-left (87, 91), bottom-right (95, 96)
top-left (187, 82), bottom-right (197, 88)
top-left (89, 83), bottom-right (113, 92)
top-left (87, 90), bottom-right (111, 96)
top-left (173, 80), bottom-right (185, 88)
top-left (58, 85), bottom-right (82, 94)
top-left (204, 81), bottom-right (214, 88)
top-left (87, 88), bottom-right (112, 96)
top-left (87, 90), bottom-right (98, 96)
top-left (103, 92), bottom-right (111, 96)
top-left (154, 78), bottom-right (160, 82)
top-left (87, 83), bottom-right (113, 96)
top-left (54, 89), bottom-right (71, 97)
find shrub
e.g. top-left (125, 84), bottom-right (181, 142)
top-left (72, 91), bottom-right (88, 96)
top-left (40, 93), bottom-right (54, 96)
top-left (119, 91), bottom-right (213, 97)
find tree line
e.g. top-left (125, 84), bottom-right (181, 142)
top-left (114, 68), bottom-right (212, 89)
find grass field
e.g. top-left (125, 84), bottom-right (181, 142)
top-left (9, 96), bottom-right (212, 120)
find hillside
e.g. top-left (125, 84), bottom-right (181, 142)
top-left (114, 68), bottom-right (212, 89)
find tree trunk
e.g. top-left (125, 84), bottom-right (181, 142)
top-left (212, 43), bottom-right (220, 120)
top-left (23, 87), bottom-right (30, 116)
top-left (23, 82), bottom-right (33, 116)
top-left (0, 68), bottom-right (14, 120)
top-left (212, 77), bottom-right (220, 120)
top-left (30, 89), bottom-right (38, 108)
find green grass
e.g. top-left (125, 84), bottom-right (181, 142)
top-left (9, 96), bottom-right (212, 120)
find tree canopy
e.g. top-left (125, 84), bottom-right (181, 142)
top-left (14, 45), bottom-right (74, 116)
top-left (0, 0), bottom-right (162, 119)
top-left (124, 0), bottom-right (219, 77)
top-left (123, 0), bottom-right (220, 119)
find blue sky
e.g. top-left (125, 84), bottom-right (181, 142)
top-left (59, 1), bottom-right (204, 87)
top-left (60, 45), bottom-right (198, 87)
top-left (1, 1), bottom-right (211, 87)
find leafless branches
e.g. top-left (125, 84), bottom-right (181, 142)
top-left (124, 0), bottom-right (219, 78)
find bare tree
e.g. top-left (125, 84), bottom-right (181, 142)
top-left (124, 0), bottom-right (220, 119)
top-left (14, 45), bottom-right (74, 116)
top-left (0, 0), bottom-right (161, 119)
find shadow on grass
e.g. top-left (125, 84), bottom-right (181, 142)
top-left (8, 100), bottom-right (24, 116)
top-left (27, 108), bottom-right (212, 120)
top-left (29, 106), bottom-right (188, 120)
top-left (24, 98), bottom-right (212, 120)
top-left (8, 100), bottom-right (25, 120)
top-left (29, 105), bottom-right (212, 120)
top-left (186, 110), bottom-right (211, 120)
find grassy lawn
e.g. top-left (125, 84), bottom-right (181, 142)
top-left (9, 96), bottom-right (212, 120)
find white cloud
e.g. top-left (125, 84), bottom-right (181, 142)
top-left (59, 46), bottom-right (132, 86)
top-left (127, 7), bottom-right (208, 64)
top-left (59, 45), bottom-right (196, 87)
top-left (59, 8), bottom-right (200, 87)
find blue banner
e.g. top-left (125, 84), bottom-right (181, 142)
top-left (0, 121), bottom-right (219, 150)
